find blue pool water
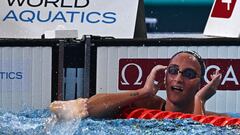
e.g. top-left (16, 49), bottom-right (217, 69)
top-left (0, 108), bottom-right (239, 135)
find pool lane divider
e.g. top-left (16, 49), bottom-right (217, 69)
top-left (120, 108), bottom-right (240, 126)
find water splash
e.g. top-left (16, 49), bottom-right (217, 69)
top-left (45, 117), bottom-right (82, 135)
top-left (0, 108), bottom-right (239, 135)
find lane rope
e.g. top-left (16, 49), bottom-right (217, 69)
top-left (120, 108), bottom-right (240, 126)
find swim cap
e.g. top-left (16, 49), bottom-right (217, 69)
top-left (170, 50), bottom-right (206, 82)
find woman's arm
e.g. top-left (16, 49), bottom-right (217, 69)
top-left (87, 65), bottom-right (167, 118)
top-left (50, 65), bottom-right (167, 119)
top-left (194, 96), bottom-right (228, 117)
top-left (87, 89), bottom-right (151, 118)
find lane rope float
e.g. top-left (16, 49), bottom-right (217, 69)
top-left (120, 108), bottom-right (240, 126)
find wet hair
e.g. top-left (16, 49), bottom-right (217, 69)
top-left (170, 50), bottom-right (206, 82)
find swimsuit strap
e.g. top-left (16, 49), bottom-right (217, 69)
top-left (161, 100), bottom-right (166, 111)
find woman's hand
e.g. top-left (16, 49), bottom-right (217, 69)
top-left (141, 65), bottom-right (167, 96)
top-left (195, 70), bottom-right (222, 102)
top-left (49, 98), bottom-right (89, 120)
top-left (194, 70), bottom-right (222, 115)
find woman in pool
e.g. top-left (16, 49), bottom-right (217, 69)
top-left (50, 51), bottom-right (224, 120)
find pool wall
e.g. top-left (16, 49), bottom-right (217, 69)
top-left (0, 39), bottom-right (61, 112)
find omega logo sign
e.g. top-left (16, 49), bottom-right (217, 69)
top-left (205, 65), bottom-right (239, 85)
top-left (118, 59), bottom-right (168, 90)
top-left (121, 63), bottom-right (143, 85)
top-left (118, 59), bottom-right (240, 90)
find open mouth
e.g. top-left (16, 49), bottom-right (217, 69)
top-left (171, 86), bottom-right (183, 92)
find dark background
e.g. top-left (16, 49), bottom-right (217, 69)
top-left (144, 1), bottom-right (213, 32)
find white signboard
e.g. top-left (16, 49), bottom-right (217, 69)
top-left (0, 0), bottom-right (139, 38)
top-left (204, 0), bottom-right (240, 37)
top-left (0, 47), bottom-right (52, 112)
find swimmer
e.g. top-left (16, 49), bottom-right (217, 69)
top-left (50, 51), bottom-right (225, 119)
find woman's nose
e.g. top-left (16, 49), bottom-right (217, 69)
top-left (174, 72), bottom-right (184, 83)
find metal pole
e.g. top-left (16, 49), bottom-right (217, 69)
top-left (83, 35), bottom-right (92, 98)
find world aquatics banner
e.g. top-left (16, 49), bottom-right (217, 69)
top-left (0, 0), bottom-right (139, 38)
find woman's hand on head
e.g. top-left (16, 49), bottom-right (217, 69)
top-left (141, 65), bottom-right (167, 96)
top-left (195, 70), bottom-right (222, 102)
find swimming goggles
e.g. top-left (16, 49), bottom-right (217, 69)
top-left (167, 65), bottom-right (199, 79)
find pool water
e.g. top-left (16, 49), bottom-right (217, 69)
top-left (0, 108), bottom-right (239, 135)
